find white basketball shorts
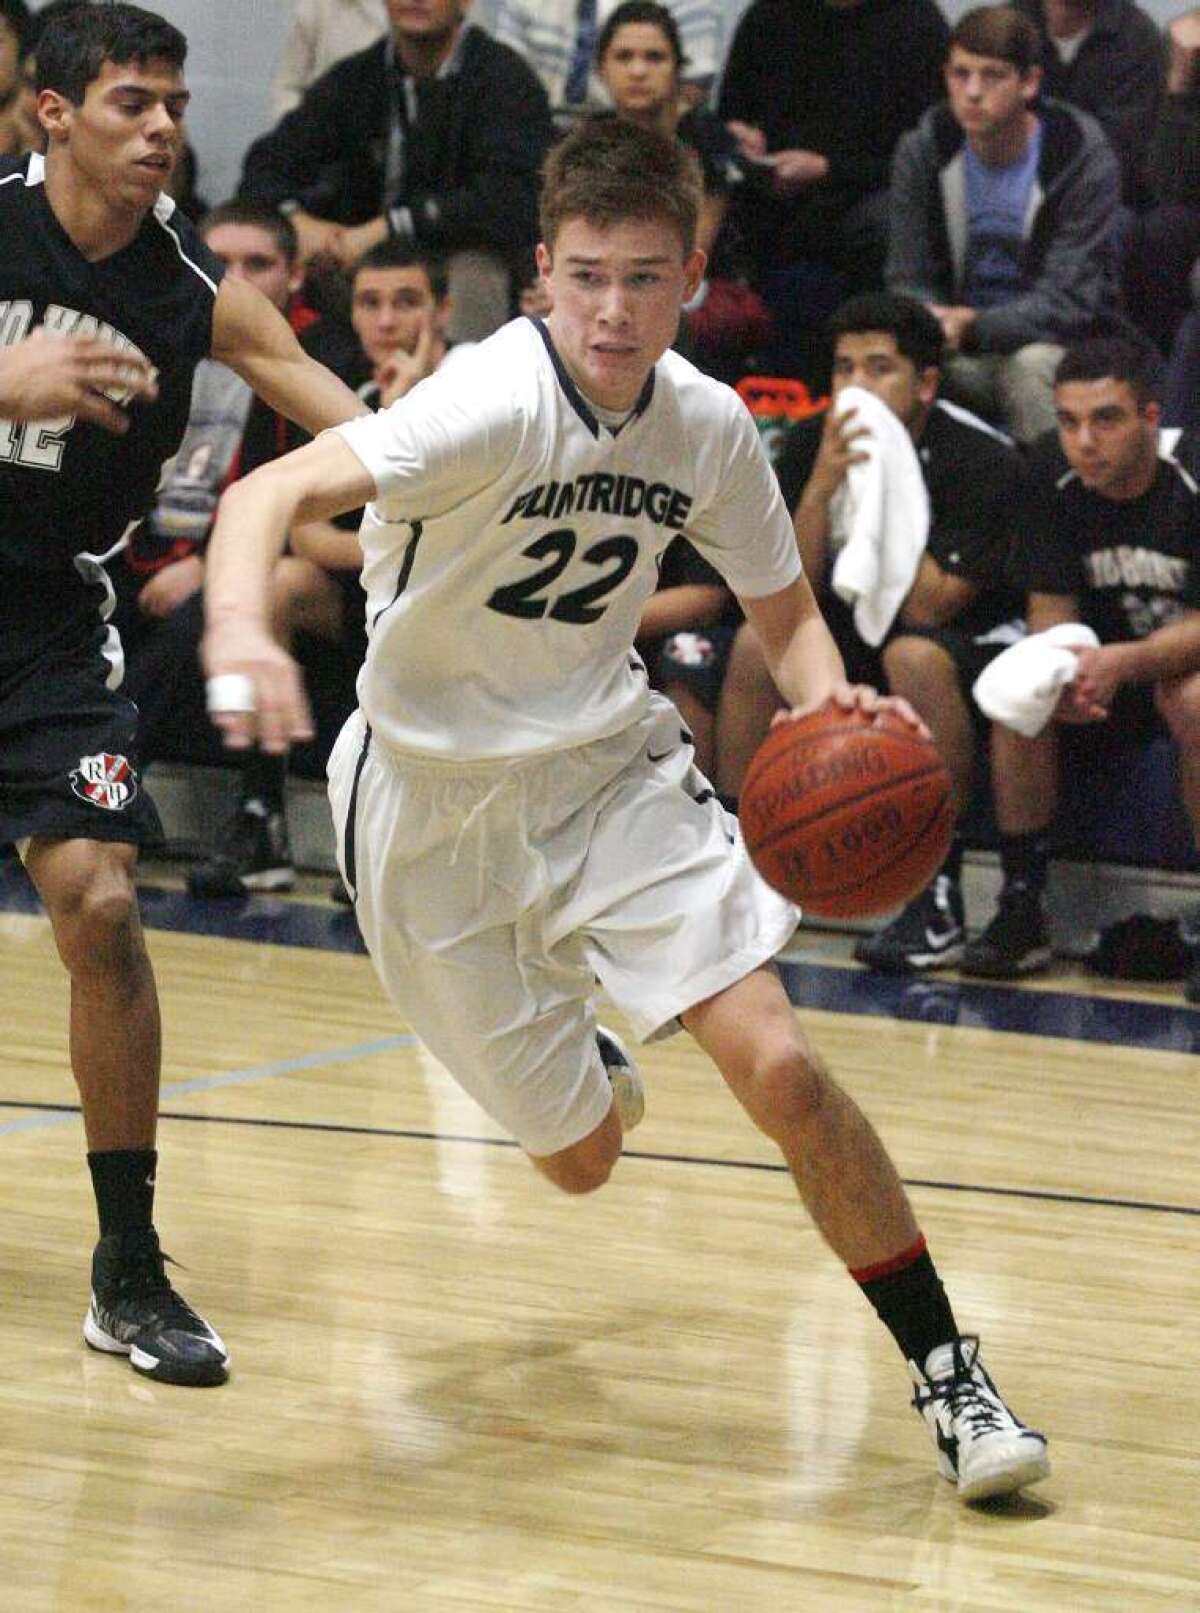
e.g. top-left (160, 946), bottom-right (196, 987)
top-left (327, 694), bottom-right (799, 1156)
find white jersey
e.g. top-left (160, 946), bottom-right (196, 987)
top-left (334, 316), bottom-right (802, 760)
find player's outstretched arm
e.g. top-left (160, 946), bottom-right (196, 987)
top-left (203, 432), bottom-right (376, 753)
top-left (0, 327), bottom-right (157, 434)
top-left (742, 576), bottom-right (927, 734)
top-left (210, 274), bottom-right (368, 436)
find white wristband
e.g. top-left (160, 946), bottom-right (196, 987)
top-left (206, 673), bottom-right (257, 714)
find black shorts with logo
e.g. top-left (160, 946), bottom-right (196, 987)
top-left (0, 638), bottom-right (163, 850)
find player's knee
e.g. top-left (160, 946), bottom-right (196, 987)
top-left (882, 633), bottom-right (953, 693)
top-left (745, 1042), bottom-right (829, 1144)
top-left (531, 1112), bottom-right (622, 1195)
top-left (47, 858), bottom-right (140, 977)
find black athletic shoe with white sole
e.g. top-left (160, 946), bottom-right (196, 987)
top-left (910, 1335), bottom-right (1049, 1502)
top-left (84, 1227), bottom-right (230, 1387)
top-left (854, 874), bottom-right (966, 973)
top-left (960, 887), bottom-right (1051, 979)
top-left (596, 1027), bottom-right (644, 1132)
top-left (187, 799), bottom-right (294, 899)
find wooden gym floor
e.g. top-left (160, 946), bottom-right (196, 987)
top-left (0, 858), bottom-right (1196, 1612)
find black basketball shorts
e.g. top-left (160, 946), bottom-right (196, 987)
top-left (0, 641), bottom-right (163, 849)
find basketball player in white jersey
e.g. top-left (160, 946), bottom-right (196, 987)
top-left (202, 117), bottom-right (1049, 1501)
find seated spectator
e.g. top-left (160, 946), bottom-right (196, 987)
top-left (183, 240), bottom-right (465, 898)
top-left (782, 294), bottom-right (1024, 971)
top-left (519, 2), bottom-right (765, 379)
top-left (887, 5), bottom-right (1122, 444)
top-left (1124, 9), bottom-right (1200, 358)
top-left (718, 0), bottom-right (949, 374)
top-left (271, 0), bottom-right (387, 115)
top-left (0, 1), bottom-right (29, 155)
top-left (240, 0), bottom-right (553, 342)
top-left (961, 338), bottom-right (1200, 987)
top-left (1014, 0), bottom-right (1163, 210)
top-left (493, 0), bottom-right (721, 125)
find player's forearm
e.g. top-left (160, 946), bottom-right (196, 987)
top-left (205, 472), bottom-right (300, 630)
top-left (792, 487), bottom-right (832, 585)
top-left (1117, 617), bottom-right (1200, 684)
top-left (769, 611), bottom-right (847, 711)
top-left (249, 352), bottom-right (368, 438)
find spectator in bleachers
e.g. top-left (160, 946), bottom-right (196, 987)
top-left (1125, 9), bottom-right (1200, 361)
top-left (271, 0), bottom-right (387, 115)
top-left (961, 338), bottom-right (1200, 984)
top-left (240, 0), bottom-right (553, 342)
top-left (1014, 0), bottom-right (1163, 211)
top-left (887, 5), bottom-right (1122, 445)
top-left (0, 1), bottom-right (29, 155)
top-left (717, 0), bottom-right (948, 373)
top-left (494, 0), bottom-right (721, 124)
top-left (779, 294), bottom-right (1025, 974)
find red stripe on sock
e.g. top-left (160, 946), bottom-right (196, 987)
top-left (849, 1233), bottom-right (928, 1285)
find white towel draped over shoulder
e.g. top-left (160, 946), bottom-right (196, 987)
top-left (972, 622), bottom-right (1101, 737)
top-left (828, 385), bottom-right (929, 648)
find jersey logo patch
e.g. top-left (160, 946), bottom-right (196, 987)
top-left (70, 752), bottom-right (138, 812)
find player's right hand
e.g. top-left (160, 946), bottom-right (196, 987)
top-left (0, 326), bottom-right (158, 434)
top-left (806, 403), bottom-right (870, 501)
top-left (202, 622), bottom-right (315, 755)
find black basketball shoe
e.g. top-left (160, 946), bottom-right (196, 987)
top-left (960, 886), bottom-right (1051, 979)
top-left (854, 873), bottom-right (966, 973)
top-left (84, 1227), bottom-right (230, 1387)
top-left (187, 798), bottom-right (294, 899)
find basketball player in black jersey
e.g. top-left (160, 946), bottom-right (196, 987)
top-left (0, 5), bottom-right (364, 1386)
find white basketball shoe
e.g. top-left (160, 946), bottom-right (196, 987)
top-left (910, 1335), bottom-right (1050, 1502)
top-left (596, 1027), bottom-right (645, 1132)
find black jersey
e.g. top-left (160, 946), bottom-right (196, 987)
top-left (1018, 428), bottom-right (1200, 642)
top-left (0, 152), bottom-right (224, 677)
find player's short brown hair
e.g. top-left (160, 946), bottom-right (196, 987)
top-left (539, 114), bottom-right (702, 256)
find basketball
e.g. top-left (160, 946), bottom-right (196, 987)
top-left (738, 704), bottom-right (954, 918)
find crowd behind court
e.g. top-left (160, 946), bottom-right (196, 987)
top-left (5, 0), bottom-right (1199, 997)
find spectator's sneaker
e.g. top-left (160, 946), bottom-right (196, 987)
top-left (854, 874), bottom-right (966, 973)
top-left (84, 1227), bottom-right (230, 1387)
top-left (960, 887), bottom-right (1051, 979)
top-left (910, 1335), bottom-right (1049, 1503)
top-left (596, 1027), bottom-right (644, 1132)
top-left (187, 799), bottom-right (294, 898)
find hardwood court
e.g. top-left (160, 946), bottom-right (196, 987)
top-left (0, 875), bottom-right (1197, 1611)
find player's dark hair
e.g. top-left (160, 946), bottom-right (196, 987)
top-left (0, 1), bottom-right (30, 41)
top-left (949, 6), bottom-right (1042, 74)
top-left (540, 114), bottom-right (701, 253)
top-left (828, 293), bottom-right (945, 372)
top-left (353, 237), bottom-right (449, 302)
top-left (1055, 338), bottom-right (1161, 405)
top-left (596, 2), bottom-right (686, 71)
top-left (202, 199), bottom-right (298, 265)
top-left (36, 2), bottom-right (186, 104)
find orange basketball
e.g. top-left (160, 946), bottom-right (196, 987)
top-left (738, 704), bottom-right (953, 918)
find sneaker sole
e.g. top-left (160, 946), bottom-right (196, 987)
top-left (83, 1308), bottom-right (230, 1388)
top-left (960, 946), bottom-right (1052, 980)
top-left (958, 1445), bottom-right (1051, 1503)
top-left (597, 1028), bottom-right (645, 1132)
top-left (855, 942), bottom-right (966, 974)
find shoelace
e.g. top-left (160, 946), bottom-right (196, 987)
top-left (110, 1240), bottom-right (205, 1327)
top-left (943, 1373), bottom-right (1008, 1436)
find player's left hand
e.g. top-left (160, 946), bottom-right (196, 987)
top-left (201, 622), bottom-right (314, 755)
top-left (1056, 644), bottom-right (1122, 722)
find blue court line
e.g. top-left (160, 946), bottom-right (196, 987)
top-left (3, 861), bottom-right (1199, 1054)
top-left (0, 1033), bottom-right (415, 1138)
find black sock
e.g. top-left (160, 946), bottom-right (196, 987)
top-left (88, 1148), bottom-right (157, 1238)
top-left (941, 834), bottom-right (964, 886)
top-left (998, 829), bottom-right (1052, 898)
top-left (243, 749), bottom-right (287, 813)
top-left (851, 1235), bottom-right (959, 1368)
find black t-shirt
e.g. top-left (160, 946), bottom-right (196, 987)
top-left (774, 398), bottom-right (1025, 637)
top-left (0, 154), bottom-right (224, 676)
top-left (1016, 428), bottom-right (1200, 642)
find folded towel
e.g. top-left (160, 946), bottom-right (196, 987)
top-left (828, 385), bottom-right (929, 647)
top-left (972, 622), bottom-right (1100, 737)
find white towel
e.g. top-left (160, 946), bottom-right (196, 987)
top-left (972, 622), bottom-right (1101, 737)
top-left (828, 385), bottom-right (929, 647)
